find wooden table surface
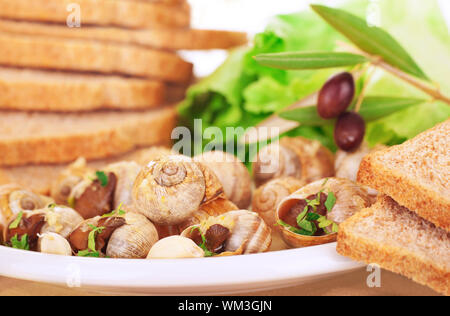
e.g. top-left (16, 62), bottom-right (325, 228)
top-left (0, 268), bottom-right (439, 296)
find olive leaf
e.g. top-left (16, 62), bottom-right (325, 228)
top-left (311, 5), bottom-right (429, 81)
top-left (254, 51), bottom-right (368, 70)
top-left (279, 96), bottom-right (426, 125)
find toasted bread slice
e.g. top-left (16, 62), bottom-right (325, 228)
top-left (0, 67), bottom-right (166, 111)
top-left (357, 120), bottom-right (450, 231)
top-left (0, 146), bottom-right (175, 195)
top-left (0, 32), bottom-right (193, 83)
top-left (0, 20), bottom-right (248, 50)
top-left (337, 195), bottom-right (450, 296)
top-left (0, 0), bottom-right (190, 29)
top-left (0, 106), bottom-right (177, 167)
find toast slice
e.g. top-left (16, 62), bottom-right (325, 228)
top-left (0, 20), bottom-right (248, 50)
top-left (357, 120), bottom-right (450, 231)
top-left (0, 32), bottom-right (193, 83)
top-left (0, 106), bottom-right (177, 167)
top-left (337, 195), bottom-right (450, 296)
top-left (0, 67), bottom-right (166, 111)
top-left (0, 0), bottom-right (190, 29)
top-left (0, 147), bottom-right (175, 195)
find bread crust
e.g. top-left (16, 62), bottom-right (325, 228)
top-left (337, 196), bottom-right (450, 296)
top-left (0, 68), bottom-right (165, 111)
top-left (0, 20), bottom-right (248, 50)
top-left (0, 0), bottom-right (190, 29)
top-left (0, 32), bottom-right (193, 83)
top-left (0, 106), bottom-right (177, 166)
top-left (357, 120), bottom-right (450, 231)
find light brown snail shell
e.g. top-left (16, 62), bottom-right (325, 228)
top-left (276, 177), bottom-right (376, 248)
top-left (147, 236), bottom-right (204, 259)
top-left (41, 205), bottom-right (83, 239)
top-left (335, 142), bottom-right (386, 182)
top-left (194, 151), bottom-right (252, 209)
top-left (252, 177), bottom-right (307, 228)
top-left (50, 158), bottom-right (92, 205)
top-left (0, 184), bottom-right (53, 242)
top-left (38, 232), bottom-right (72, 256)
top-left (252, 136), bottom-right (335, 187)
top-left (130, 146), bottom-right (176, 166)
top-left (182, 210), bottom-right (272, 256)
top-left (104, 161), bottom-right (142, 210)
top-left (132, 155), bottom-right (225, 225)
top-left (106, 212), bottom-right (159, 259)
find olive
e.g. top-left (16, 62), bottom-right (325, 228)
top-left (317, 72), bottom-right (355, 119)
top-left (334, 112), bottom-right (366, 152)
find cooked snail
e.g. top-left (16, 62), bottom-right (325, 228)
top-left (69, 212), bottom-right (158, 259)
top-left (194, 151), bottom-right (252, 209)
top-left (132, 155), bottom-right (236, 226)
top-left (276, 177), bottom-right (375, 248)
top-left (131, 146), bottom-right (176, 165)
top-left (182, 210), bottom-right (272, 256)
top-left (252, 177), bottom-right (307, 228)
top-left (51, 158), bottom-right (92, 205)
top-left (41, 205), bottom-right (84, 239)
top-left (3, 210), bottom-right (47, 251)
top-left (252, 136), bottom-right (335, 187)
top-left (147, 235), bottom-right (204, 259)
top-left (37, 232), bottom-right (72, 256)
top-left (0, 184), bottom-right (52, 242)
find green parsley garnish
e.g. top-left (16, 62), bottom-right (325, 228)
top-left (10, 234), bottom-right (29, 250)
top-left (77, 249), bottom-right (100, 257)
top-left (9, 211), bottom-right (23, 229)
top-left (47, 203), bottom-right (56, 209)
top-left (101, 203), bottom-right (126, 218)
top-left (190, 226), bottom-right (215, 257)
top-left (67, 196), bottom-right (75, 208)
top-left (325, 192), bottom-right (337, 212)
top-left (96, 171), bottom-right (109, 187)
top-left (87, 224), bottom-right (105, 252)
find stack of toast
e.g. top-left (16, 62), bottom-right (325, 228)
top-left (337, 120), bottom-right (449, 295)
top-left (0, 0), bottom-right (247, 193)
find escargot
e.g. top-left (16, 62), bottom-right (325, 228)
top-left (194, 151), bottom-right (252, 209)
top-left (252, 136), bottom-right (335, 187)
top-left (182, 210), bottom-right (272, 256)
top-left (147, 235), bottom-right (204, 259)
top-left (276, 177), bottom-right (376, 248)
top-left (40, 205), bottom-right (84, 238)
top-left (3, 210), bottom-right (48, 251)
top-left (132, 155), bottom-right (237, 226)
top-left (69, 212), bottom-right (158, 259)
top-left (0, 184), bottom-right (52, 242)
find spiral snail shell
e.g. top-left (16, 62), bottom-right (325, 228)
top-left (147, 236), bottom-right (205, 259)
top-left (252, 177), bottom-right (307, 228)
top-left (276, 177), bottom-right (375, 248)
top-left (194, 151), bottom-right (252, 209)
top-left (182, 210), bottom-right (272, 256)
top-left (40, 205), bottom-right (84, 239)
top-left (132, 155), bottom-right (225, 225)
top-left (38, 232), bottom-right (72, 256)
top-left (252, 136), bottom-right (335, 187)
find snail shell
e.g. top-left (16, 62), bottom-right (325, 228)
top-left (132, 155), bottom-right (215, 225)
top-left (335, 142), bottom-right (386, 182)
top-left (4, 210), bottom-right (47, 250)
top-left (131, 146), bottom-right (176, 165)
top-left (252, 177), bottom-right (307, 228)
top-left (276, 177), bottom-right (375, 248)
top-left (182, 210), bottom-right (272, 255)
top-left (252, 136), bottom-right (335, 187)
top-left (51, 158), bottom-right (91, 205)
top-left (38, 232), bottom-right (72, 256)
top-left (147, 236), bottom-right (204, 259)
top-left (194, 151), bottom-right (252, 209)
top-left (106, 212), bottom-right (159, 259)
top-left (104, 161), bottom-right (142, 210)
top-left (41, 205), bottom-right (84, 239)
top-left (0, 184), bottom-right (52, 241)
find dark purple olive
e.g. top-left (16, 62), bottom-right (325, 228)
top-left (318, 72), bottom-right (355, 119)
top-left (334, 112), bottom-right (366, 152)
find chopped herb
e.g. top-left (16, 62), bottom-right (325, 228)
top-left (10, 234), bottom-right (29, 250)
top-left (67, 196), bottom-right (75, 208)
top-left (297, 220), bottom-right (317, 235)
top-left (77, 249), bottom-right (100, 257)
top-left (9, 211), bottom-right (23, 229)
top-left (318, 218), bottom-right (334, 229)
top-left (47, 203), bottom-right (56, 209)
top-left (277, 219), bottom-right (314, 236)
top-left (191, 226), bottom-right (215, 257)
top-left (296, 209), bottom-right (309, 224)
top-left (87, 224), bottom-right (105, 252)
top-left (306, 212), bottom-right (320, 221)
top-left (325, 192), bottom-right (337, 212)
top-left (96, 171), bottom-right (109, 187)
top-left (332, 223), bottom-right (339, 233)
top-left (102, 203), bottom-right (126, 218)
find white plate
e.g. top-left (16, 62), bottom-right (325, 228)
top-left (0, 242), bottom-right (362, 295)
